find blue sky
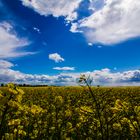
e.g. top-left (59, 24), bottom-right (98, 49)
top-left (0, 0), bottom-right (140, 86)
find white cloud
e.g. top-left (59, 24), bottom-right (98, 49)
top-left (21, 0), bottom-right (140, 45)
top-left (21, 0), bottom-right (82, 22)
top-left (1, 64), bottom-right (140, 86)
top-left (70, 23), bottom-right (83, 33)
top-left (49, 53), bottom-right (64, 63)
top-left (84, 68), bottom-right (140, 86)
top-left (88, 42), bottom-right (93, 46)
top-left (0, 21), bottom-right (33, 59)
top-left (53, 67), bottom-right (75, 71)
top-left (71, 0), bottom-right (140, 45)
top-left (0, 60), bottom-right (14, 69)
top-left (33, 27), bottom-right (41, 33)
top-left (0, 22), bottom-right (13, 32)
top-left (0, 67), bottom-right (75, 85)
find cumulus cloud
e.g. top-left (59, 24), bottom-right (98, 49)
top-left (53, 67), bottom-right (75, 71)
top-left (71, 0), bottom-right (140, 45)
top-left (1, 64), bottom-right (140, 86)
top-left (0, 67), bottom-right (75, 85)
top-left (20, 0), bottom-right (140, 45)
top-left (83, 68), bottom-right (140, 86)
top-left (0, 21), bottom-right (33, 58)
top-left (49, 53), bottom-right (64, 63)
top-left (21, 0), bottom-right (82, 22)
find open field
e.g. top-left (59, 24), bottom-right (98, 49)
top-left (1, 85), bottom-right (140, 139)
top-left (1, 0), bottom-right (140, 139)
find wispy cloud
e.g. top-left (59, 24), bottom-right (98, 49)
top-left (0, 21), bottom-right (33, 59)
top-left (53, 67), bottom-right (75, 71)
top-left (49, 53), bottom-right (64, 63)
top-left (0, 60), bottom-right (14, 69)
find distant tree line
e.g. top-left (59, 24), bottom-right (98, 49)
top-left (0, 83), bottom-right (48, 87)
top-left (0, 83), bottom-right (100, 87)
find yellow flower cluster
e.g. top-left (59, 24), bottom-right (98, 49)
top-left (30, 105), bottom-right (43, 115)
